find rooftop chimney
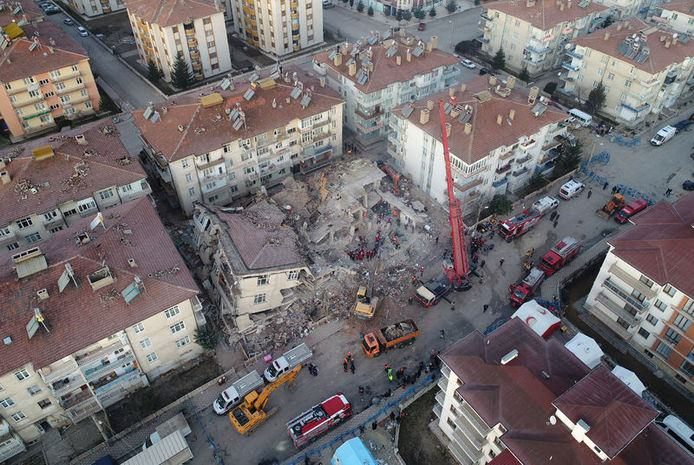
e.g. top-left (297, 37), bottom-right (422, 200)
top-left (449, 88), bottom-right (456, 98)
top-left (406, 48), bottom-right (412, 62)
top-left (334, 53), bottom-right (342, 67)
top-left (396, 55), bottom-right (402, 65)
top-left (665, 38), bottom-right (672, 48)
top-left (496, 114), bottom-right (503, 125)
top-left (445, 123), bottom-right (452, 137)
top-left (567, 0), bottom-right (572, 9)
top-left (604, 31), bottom-right (611, 41)
top-left (450, 106), bottom-right (461, 118)
top-left (464, 122), bottom-right (472, 134)
top-left (526, 0), bottom-right (536, 6)
top-left (501, 349), bottom-right (519, 365)
top-left (319, 77), bottom-right (326, 88)
top-left (75, 134), bottom-right (87, 145)
top-left (509, 108), bottom-right (516, 120)
top-left (0, 171), bottom-right (10, 185)
top-left (460, 83), bottom-right (467, 93)
top-left (430, 36), bottom-right (438, 49)
top-left (489, 75), bottom-right (497, 86)
top-left (507, 76), bottom-right (516, 89)
top-left (420, 108), bottom-right (430, 124)
top-left (672, 35), bottom-right (678, 46)
top-left (426, 41), bottom-right (433, 53)
top-left (616, 22), bottom-right (623, 31)
top-left (426, 100), bottom-right (434, 110)
top-left (559, 0), bottom-right (565, 10)
top-left (348, 61), bottom-right (357, 76)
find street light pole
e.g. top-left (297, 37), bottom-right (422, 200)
top-left (449, 20), bottom-right (453, 47)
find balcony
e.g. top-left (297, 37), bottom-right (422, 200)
top-left (565, 49), bottom-right (583, 60)
top-left (355, 106), bottom-right (382, 121)
top-left (619, 101), bottom-right (650, 115)
top-left (51, 69), bottom-right (81, 82)
top-left (607, 264), bottom-right (657, 299)
top-left (94, 370), bottom-right (148, 406)
top-left (195, 156), bottom-right (225, 170)
top-left (561, 62), bottom-right (580, 72)
top-left (60, 387), bottom-right (96, 410)
top-left (451, 418), bottom-right (483, 461)
top-left (595, 292), bottom-right (638, 327)
top-left (65, 396), bottom-right (102, 423)
top-left (480, 12), bottom-right (492, 21)
top-left (51, 374), bottom-right (86, 397)
top-left (495, 163), bottom-right (512, 174)
top-left (441, 364), bottom-right (451, 380)
top-left (13, 94), bottom-right (44, 107)
top-left (40, 358), bottom-right (80, 385)
top-left (492, 178), bottom-right (508, 188)
top-left (601, 278), bottom-right (649, 311)
top-left (56, 82), bottom-right (86, 95)
top-left (525, 43), bottom-right (550, 54)
top-left (75, 337), bottom-right (126, 368)
top-left (588, 302), bottom-right (632, 340)
top-left (5, 84), bottom-right (28, 96)
top-left (433, 403), bottom-right (443, 419)
top-left (437, 377), bottom-right (448, 393)
top-left (435, 389), bottom-right (446, 407)
top-left (65, 94), bottom-right (91, 106)
top-left (519, 139), bottom-right (536, 151)
top-left (82, 351), bottom-right (135, 382)
top-left (511, 167), bottom-right (529, 177)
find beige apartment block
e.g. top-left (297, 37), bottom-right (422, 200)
top-left (435, 318), bottom-right (692, 465)
top-left (0, 22), bottom-right (100, 141)
top-left (68, 0), bottom-right (126, 17)
top-left (0, 120), bottom-right (151, 252)
top-left (133, 69), bottom-right (344, 215)
top-left (585, 194), bottom-right (694, 392)
top-left (0, 417), bottom-right (25, 462)
top-left (124, 0), bottom-right (232, 82)
top-left (656, 0), bottom-right (694, 35)
top-left (0, 198), bottom-right (204, 451)
top-left (480, 0), bottom-right (607, 77)
top-left (388, 77), bottom-right (568, 215)
top-left (230, 0), bottom-right (323, 56)
top-left (561, 18), bottom-right (694, 125)
top-left (312, 33), bottom-right (460, 146)
top-left (0, 0), bottom-right (43, 28)
top-left (193, 201), bottom-right (310, 330)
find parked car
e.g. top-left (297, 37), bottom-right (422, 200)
top-left (650, 125), bottom-right (676, 146)
top-left (63, 18), bottom-right (73, 25)
top-left (418, 22), bottom-right (425, 31)
top-left (44, 5), bottom-right (60, 14)
top-left (479, 67), bottom-right (494, 76)
top-left (673, 119), bottom-right (693, 133)
top-left (460, 59), bottom-right (476, 69)
top-left (558, 180), bottom-right (585, 200)
top-left (77, 26), bottom-right (89, 37)
top-left (683, 180), bottom-right (694, 191)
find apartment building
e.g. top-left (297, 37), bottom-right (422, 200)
top-left (388, 77), bottom-right (568, 215)
top-left (0, 0), bottom-right (43, 29)
top-left (480, 0), bottom-right (607, 77)
top-left (561, 18), bottom-right (694, 125)
top-left (193, 201), bottom-right (310, 330)
top-left (124, 0), bottom-right (231, 82)
top-left (133, 70), bottom-right (344, 215)
top-left (68, 0), bottom-right (125, 17)
top-left (312, 32), bottom-right (460, 146)
top-left (229, 0), bottom-right (323, 57)
top-left (593, 0), bottom-right (645, 18)
top-left (656, 0), bottom-right (694, 34)
top-left (435, 317), bottom-right (691, 465)
top-left (0, 120), bottom-right (151, 252)
top-left (0, 197), bottom-right (204, 457)
top-left (585, 194), bottom-right (694, 392)
top-left (0, 22), bottom-right (100, 141)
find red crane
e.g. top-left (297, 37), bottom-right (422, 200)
top-left (437, 100), bottom-right (470, 289)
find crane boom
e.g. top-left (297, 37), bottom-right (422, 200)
top-left (437, 100), bottom-right (470, 287)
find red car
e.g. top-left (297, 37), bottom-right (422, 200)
top-left (418, 22), bottom-right (425, 31)
top-left (614, 198), bottom-right (648, 224)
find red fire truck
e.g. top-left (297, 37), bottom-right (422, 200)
top-left (498, 196), bottom-right (559, 241)
top-left (538, 237), bottom-right (581, 277)
top-left (509, 267), bottom-right (545, 306)
top-left (286, 394), bottom-right (352, 448)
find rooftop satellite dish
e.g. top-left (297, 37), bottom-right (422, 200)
top-left (549, 415), bottom-right (557, 425)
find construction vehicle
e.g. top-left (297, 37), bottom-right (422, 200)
top-left (509, 267), bottom-right (545, 307)
top-left (286, 394), bottom-right (352, 448)
top-left (376, 160), bottom-right (402, 195)
top-left (413, 276), bottom-right (453, 308)
top-left (264, 343), bottom-right (312, 382)
top-left (538, 237), bottom-right (582, 277)
top-left (498, 196), bottom-right (558, 241)
top-left (352, 285), bottom-right (381, 319)
top-left (229, 364), bottom-right (301, 435)
top-left (213, 370), bottom-right (264, 415)
top-left (362, 319), bottom-right (420, 357)
top-left (596, 193), bottom-right (625, 219)
top-left (437, 100), bottom-right (471, 290)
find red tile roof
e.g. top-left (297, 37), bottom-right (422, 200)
top-left (0, 197), bottom-right (199, 374)
top-left (0, 21), bottom-right (88, 83)
top-left (659, 0), bottom-right (694, 16)
top-left (0, 119), bottom-right (147, 226)
top-left (552, 366), bottom-right (658, 458)
top-left (123, 0), bottom-right (222, 27)
top-left (132, 69), bottom-right (342, 163)
top-left (608, 193), bottom-right (694, 298)
top-left (574, 18), bottom-right (694, 74)
top-left (489, 450), bottom-right (523, 465)
top-left (0, 0), bottom-right (43, 28)
top-left (486, 0), bottom-right (607, 30)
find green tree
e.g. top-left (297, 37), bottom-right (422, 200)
top-left (488, 194), bottom-right (513, 215)
top-left (519, 66), bottom-right (530, 82)
top-left (147, 60), bottom-right (162, 82)
top-left (367, 5), bottom-right (374, 15)
top-left (402, 10), bottom-right (412, 20)
top-left (429, 6), bottom-right (437, 16)
top-left (349, 0), bottom-right (354, 7)
top-left (492, 48), bottom-right (506, 70)
top-left (171, 55), bottom-right (193, 90)
top-left (356, 0), bottom-right (364, 11)
top-left (414, 7), bottom-right (425, 19)
top-left (553, 141), bottom-right (583, 178)
top-left (585, 82), bottom-right (606, 115)
top-left (525, 173), bottom-right (548, 194)
top-left (194, 326), bottom-right (219, 351)
top-left (446, 0), bottom-right (457, 12)
top-left (396, 10), bottom-right (403, 20)
top-left (544, 81), bottom-right (558, 95)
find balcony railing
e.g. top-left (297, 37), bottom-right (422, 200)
top-left (40, 358), bottom-right (80, 385)
top-left (492, 178), bottom-right (508, 188)
top-left (602, 278), bottom-right (648, 311)
top-left (56, 82), bottom-right (86, 95)
top-left (565, 49), bottom-right (583, 60)
top-left (561, 62), bottom-right (580, 72)
top-left (495, 164), bottom-right (511, 174)
top-left (82, 352), bottom-right (135, 382)
top-left (607, 264), bottom-right (657, 299)
top-left (50, 70), bottom-right (81, 82)
top-left (595, 292), bottom-right (638, 327)
top-left (66, 396), bottom-right (102, 423)
top-left (75, 337), bottom-right (126, 368)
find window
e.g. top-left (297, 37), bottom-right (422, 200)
top-left (16, 217), bottom-right (33, 229)
top-left (27, 385), bottom-right (42, 396)
top-left (140, 338), bottom-right (152, 349)
top-left (664, 328), bottom-right (681, 345)
top-left (181, 159), bottom-right (189, 168)
top-left (185, 173), bottom-right (193, 182)
top-left (120, 184), bottom-right (133, 192)
top-left (446, 417), bottom-right (457, 430)
top-left (288, 270), bottom-right (299, 280)
top-left (132, 322), bottom-right (145, 333)
top-left (681, 356), bottom-right (694, 377)
top-left (7, 243), bottom-right (19, 251)
top-left (663, 284), bottom-right (676, 297)
top-left (11, 412), bottom-right (26, 422)
top-left (176, 336), bottom-right (191, 348)
top-left (637, 328), bottom-right (650, 339)
top-left (654, 299), bottom-right (667, 311)
top-left (655, 342), bottom-right (673, 358)
top-left (37, 399), bottom-right (52, 409)
top-left (639, 275), bottom-right (654, 288)
top-left (146, 352), bottom-right (158, 362)
top-left (630, 289), bottom-right (645, 303)
top-left (49, 225), bottom-right (63, 233)
top-left (257, 275), bottom-right (269, 286)
top-left (683, 299), bottom-right (694, 316)
top-left (673, 315), bottom-right (691, 332)
top-left (164, 306), bottom-right (181, 319)
top-left (170, 321), bottom-right (186, 334)
top-left (646, 314), bottom-right (658, 326)
top-left (99, 190), bottom-right (113, 200)
top-left (15, 369), bottom-right (30, 381)
top-left (188, 187), bottom-right (195, 197)
top-left (0, 226), bottom-right (10, 237)
top-left (78, 201), bottom-right (96, 212)
top-left (72, 65), bottom-right (79, 72)
top-left (0, 398), bottom-right (14, 408)
top-left (24, 232), bottom-right (42, 243)
top-left (253, 293), bottom-right (266, 305)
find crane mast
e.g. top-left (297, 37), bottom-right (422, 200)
top-left (437, 100), bottom-right (470, 288)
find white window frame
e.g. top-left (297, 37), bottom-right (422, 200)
top-left (176, 335), bottom-right (191, 348)
top-left (11, 411), bottom-right (26, 422)
top-left (132, 322), bottom-right (145, 333)
top-left (164, 306), bottom-right (181, 319)
top-left (139, 338), bottom-right (152, 349)
top-left (146, 352), bottom-right (158, 362)
top-left (15, 369), bottom-right (30, 381)
top-left (0, 397), bottom-right (15, 408)
top-left (170, 321), bottom-right (186, 334)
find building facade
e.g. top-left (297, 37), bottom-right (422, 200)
top-left (133, 70), bottom-right (344, 215)
top-left (388, 77), bottom-right (568, 215)
top-left (585, 194), bottom-right (694, 392)
top-left (480, 0), bottom-right (607, 77)
top-left (593, 0), bottom-right (645, 18)
top-left (561, 18), bottom-right (694, 125)
top-left (0, 198), bottom-right (204, 454)
top-left (124, 0), bottom-right (231, 82)
top-left (193, 201), bottom-right (311, 330)
top-left (656, 0), bottom-right (694, 35)
top-left (0, 23), bottom-right (100, 141)
top-left (0, 120), bottom-right (151, 252)
top-left (229, 0), bottom-right (323, 57)
top-left (312, 33), bottom-right (460, 146)
top-left (68, 0), bottom-right (126, 17)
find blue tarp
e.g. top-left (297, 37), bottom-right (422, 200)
top-left (331, 438), bottom-right (377, 465)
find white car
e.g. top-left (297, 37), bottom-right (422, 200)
top-left (77, 26), bottom-right (88, 37)
top-left (460, 59), bottom-right (476, 69)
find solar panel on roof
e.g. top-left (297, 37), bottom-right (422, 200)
top-left (531, 102), bottom-right (547, 117)
top-left (401, 105), bottom-right (414, 118)
top-left (328, 50), bottom-right (338, 60)
top-left (617, 42), bottom-right (630, 55)
top-left (458, 112), bottom-right (472, 124)
top-left (356, 69), bottom-right (369, 86)
top-left (383, 31), bottom-right (392, 39)
top-left (243, 88), bottom-right (255, 101)
top-left (229, 108), bottom-right (240, 121)
top-left (412, 46), bottom-right (424, 57)
top-left (290, 86), bottom-right (302, 99)
top-left (233, 118), bottom-right (244, 131)
top-left (300, 94), bottom-right (312, 108)
top-left (367, 36), bottom-right (378, 45)
top-left (444, 102), bottom-right (452, 115)
top-left (386, 46), bottom-right (397, 58)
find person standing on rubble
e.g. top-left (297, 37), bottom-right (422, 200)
top-left (343, 358), bottom-right (349, 373)
top-left (350, 359), bottom-right (355, 374)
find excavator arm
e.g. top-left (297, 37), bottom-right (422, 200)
top-left (253, 364), bottom-right (301, 411)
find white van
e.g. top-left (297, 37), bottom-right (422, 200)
top-left (656, 415), bottom-right (694, 455)
top-left (650, 126), bottom-right (676, 146)
top-left (568, 108), bottom-right (593, 127)
top-left (559, 179), bottom-right (585, 200)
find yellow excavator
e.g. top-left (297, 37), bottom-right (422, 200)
top-left (228, 364), bottom-right (301, 435)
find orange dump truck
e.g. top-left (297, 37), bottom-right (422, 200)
top-left (362, 319), bottom-right (420, 358)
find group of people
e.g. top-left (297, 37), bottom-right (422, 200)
top-left (347, 231), bottom-right (384, 261)
top-left (383, 351), bottom-right (441, 387)
top-left (342, 352), bottom-right (356, 374)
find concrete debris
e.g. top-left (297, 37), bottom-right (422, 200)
top-left (149, 266), bottom-right (181, 278)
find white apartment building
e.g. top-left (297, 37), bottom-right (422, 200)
top-left (68, 0), bottom-right (125, 17)
top-left (388, 77), bottom-right (568, 215)
top-left (312, 33), bottom-right (460, 146)
top-left (193, 201), bottom-right (311, 330)
top-left (133, 70), bottom-right (344, 215)
top-left (480, 0), bottom-right (607, 77)
top-left (561, 18), bottom-right (694, 125)
top-left (593, 0), bottom-right (645, 18)
top-left (0, 120), bottom-right (151, 252)
top-left (124, 0), bottom-right (231, 82)
top-left (0, 198), bottom-right (204, 460)
top-left (435, 317), bottom-right (691, 465)
top-left (585, 194), bottom-right (694, 392)
top-left (229, 0), bottom-right (323, 57)
top-left (656, 0), bottom-right (694, 34)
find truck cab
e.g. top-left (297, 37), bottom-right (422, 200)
top-left (414, 277), bottom-right (451, 307)
top-left (362, 333), bottom-right (381, 357)
top-left (214, 386), bottom-right (242, 415)
top-left (264, 357), bottom-right (290, 382)
top-left (650, 126), bottom-right (676, 146)
top-left (614, 198), bottom-right (647, 224)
